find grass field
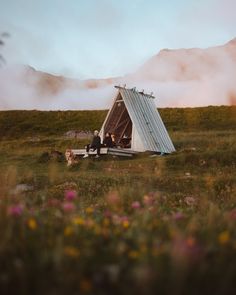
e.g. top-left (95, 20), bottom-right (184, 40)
top-left (0, 107), bottom-right (236, 295)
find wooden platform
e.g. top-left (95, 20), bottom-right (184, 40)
top-left (65, 147), bottom-right (138, 165)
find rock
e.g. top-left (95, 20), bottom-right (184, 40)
top-left (50, 150), bottom-right (64, 161)
top-left (38, 152), bottom-right (50, 163)
top-left (13, 184), bottom-right (34, 194)
top-left (64, 130), bottom-right (92, 139)
top-left (38, 150), bottom-right (65, 163)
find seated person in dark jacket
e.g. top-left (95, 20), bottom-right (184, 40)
top-left (102, 132), bottom-right (114, 148)
top-left (83, 130), bottom-right (101, 158)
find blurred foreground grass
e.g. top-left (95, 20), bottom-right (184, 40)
top-left (0, 107), bottom-right (235, 295)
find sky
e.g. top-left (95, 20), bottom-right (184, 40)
top-left (0, 0), bottom-right (236, 79)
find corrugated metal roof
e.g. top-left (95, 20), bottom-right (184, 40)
top-left (119, 87), bottom-right (175, 153)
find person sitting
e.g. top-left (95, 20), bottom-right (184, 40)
top-left (111, 133), bottom-right (116, 147)
top-left (120, 134), bottom-right (131, 148)
top-left (102, 132), bottom-right (114, 148)
top-left (83, 130), bottom-right (101, 158)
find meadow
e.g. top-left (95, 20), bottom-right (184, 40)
top-left (0, 106), bottom-right (235, 295)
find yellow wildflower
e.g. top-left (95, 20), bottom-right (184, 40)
top-left (27, 218), bottom-right (37, 230)
top-left (73, 217), bottom-right (85, 225)
top-left (64, 226), bottom-right (73, 236)
top-left (79, 279), bottom-right (92, 293)
top-left (103, 218), bottom-right (110, 226)
top-left (128, 250), bottom-right (139, 259)
top-left (64, 246), bottom-right (80, 258)
top-left (85, 207), bottom-right (94, 214)
top-left (218, 231), bottom-right (230, 245)
top-left (122, 220), bottom-right (130, 228)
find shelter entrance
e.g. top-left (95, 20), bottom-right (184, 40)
top-left (103, 93), bottom-right (132, 148)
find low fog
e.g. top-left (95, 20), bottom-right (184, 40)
top-left (0, 38), bottom-right (235, 110)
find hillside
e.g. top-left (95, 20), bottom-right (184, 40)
top-left (0, 106), bottom-right (235, 138)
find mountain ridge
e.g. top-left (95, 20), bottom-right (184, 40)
top-left (0, 38), bottom-right (236, 109)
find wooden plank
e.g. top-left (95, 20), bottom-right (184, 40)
top-left (66, 148), bottom-right (138, 162)
top-left (108, 151), bottom-right (133, 157)
top-left (108, 148), bottom-right (138, 155)
top-left (70, 148), bottom-right (108, 155)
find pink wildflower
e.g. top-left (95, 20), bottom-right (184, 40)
top-left (104, 210), bottom-right (112, 218)
top-left (172, 212), bottom-right (185, 220)
top-left (8, 204), bottom-right (24, 217)
top-left (65, 190), bottom-right (77, 201)
top-left (120, 216), bottom-right (129, 222)
top-left (143, 195), bottom-right (154, 206)
top-left (131, 201), bottom-right (141, 209)
top-left (171, 237), bottom-right (203, 265)
top-left (62, 202), bottom-right (76, 213)
top-left (184, 196), bottom-right (197, 206)
top-left (47, 198), bottom-right (61, 207)
top-left (228, 208), bottom-right (236, 221)
top-left (106, 191), bottom-right (120, 206)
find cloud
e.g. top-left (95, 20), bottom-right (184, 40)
top-left (1, 38), bottom-right (235, 110)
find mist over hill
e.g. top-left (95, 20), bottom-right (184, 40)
top-left (0, 38), bottom-right (236, 110)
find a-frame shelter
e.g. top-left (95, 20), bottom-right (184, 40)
top-left (100, 86), bottom-right (175, 154)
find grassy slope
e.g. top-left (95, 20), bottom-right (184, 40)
top-left (0, 107), bottom-right (235, 294)
top-left (0, 106), bottom-right (235, 138)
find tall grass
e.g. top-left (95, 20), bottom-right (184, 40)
top-left (0, 109), bottom-right (235, 294)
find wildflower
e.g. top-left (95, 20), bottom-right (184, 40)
top-left (128, 250), bottom-right (139, 259)
top-left (218, 231), bottom-right (230, 245)
top-left (171, 237), bottom-right (202, 265)
top-left (64, 226), bottom-right (74, 236)
top-left (228, 208), bottom-right (236, 221)
top-left (172, 212), bottom-right (185, 221)
top-left (79, 279), bottom-right (92, 293)
top-left (103, 218), bottom-right (110, 226)
top-left (62, 202), bottom-right (76, 213)
top-left (143, 195), bottom-right (154, 206)
top-left (106, 191), bottom-right (120, 206)
top-left (184, 196), bottom-right (197, 206)
top-left (186, 237), bottom-right (196, 247)
top-left (8, 204), bottom-right (24, 217)
top-left (64, 246), bottom-right (80, 258)
top-left (73, 216), bottom-right (84, 225)
top-left (85, 207), bottom-right (94, 214)
top-left (85, 218), bottom-right (94, 228)
top-left (47, 198), bottom-right (61, 207)
top-left (112, 214), bottom-right (121, 225)
top-left (65, 190), bottom-right (77, 201)
top-left (122, 220), bottom-right (130, 229)
top-left (131, 201), bottom-right (141, 209)
top-left (27, 218), bottom-right (37, 230)
top-left (104, 210), bottom-right (112, 218)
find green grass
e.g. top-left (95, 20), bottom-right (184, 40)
top-left (0, 108), bottom-right (235, 294)
top-left (0, 106), bottom-right (235, 138)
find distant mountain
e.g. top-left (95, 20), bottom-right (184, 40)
top-left (0, 38), bottom-right (236, 110)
